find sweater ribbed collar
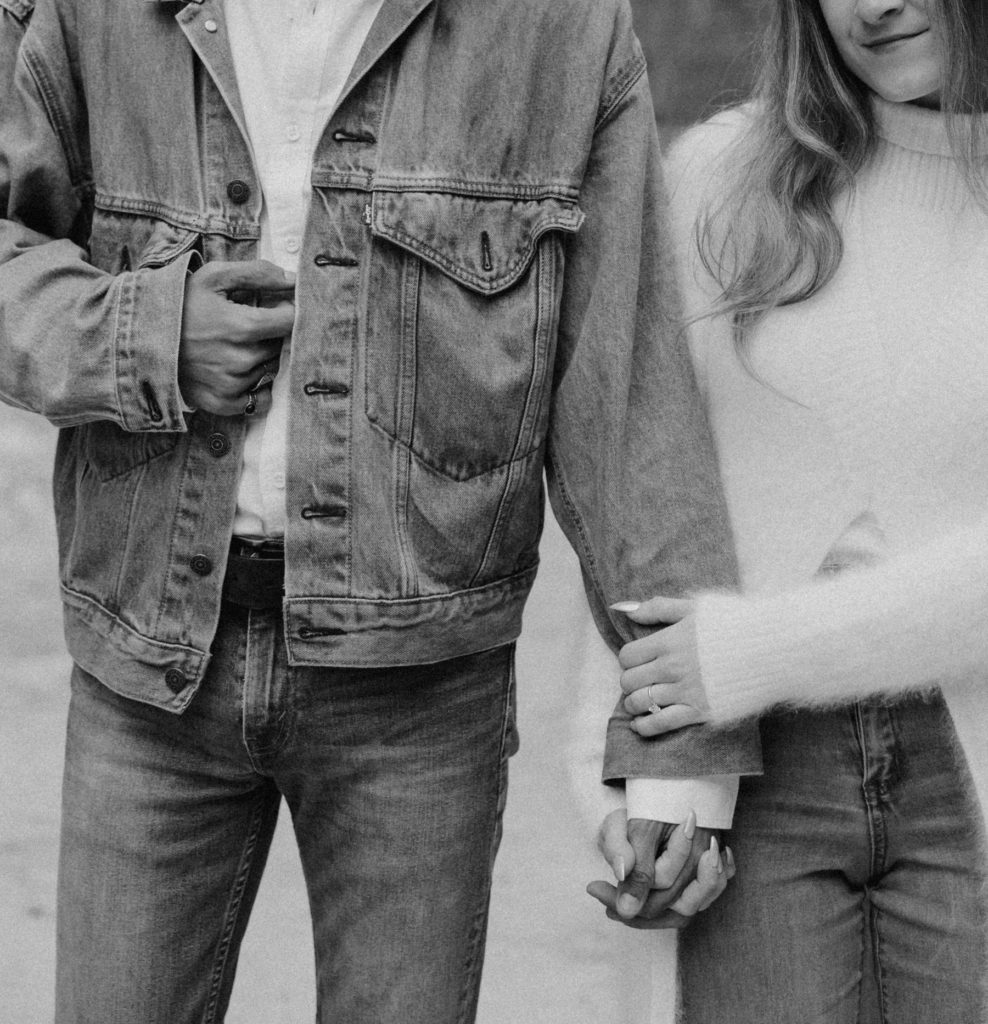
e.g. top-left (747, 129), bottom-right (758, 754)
top-left (871, 93), bottom-right (988, 157)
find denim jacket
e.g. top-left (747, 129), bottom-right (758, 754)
top-left (0, 0), bottom-right (760, 778)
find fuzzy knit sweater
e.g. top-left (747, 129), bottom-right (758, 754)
top-left (668, 97), bottom-right (988, 813)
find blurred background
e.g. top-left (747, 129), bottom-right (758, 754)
top-left (0, 2), bottom-right (768, 1021)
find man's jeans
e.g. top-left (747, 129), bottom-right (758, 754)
top-left (55, 605), bottom-right (517, 1024)
top-left (680, 692), bottom-right (987, 1023)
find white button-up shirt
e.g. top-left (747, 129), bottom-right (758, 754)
top-left (227, 0), bottom-right (384, 538)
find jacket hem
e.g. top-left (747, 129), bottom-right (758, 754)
top-left (61, 586), bottom-right (209, 713)
top-left (283, 567), bottom-right (538, 667)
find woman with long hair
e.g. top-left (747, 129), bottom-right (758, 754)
top-left (583, 1), bottom-right (988, 1019)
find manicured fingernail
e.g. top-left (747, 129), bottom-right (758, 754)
top-left (683, 809), bottom-right (696, 841)
top-left (710, 835), bottom-right (722, 874)
top-left (616, 857), bottom-right (626, 883)
top-left (617, 893), bottom-right (639, 916)
top-left (726, 847), bottom-right (735, 870)
top-left (610, 601), bottom-right (640, 613)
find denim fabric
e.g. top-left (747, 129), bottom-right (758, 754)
top-left (0, 0), bottom-right (758, 782)
top-left (679, 692), bottom-right (987, 1024)
top-left (56, 611), bottom-right (517, 1024)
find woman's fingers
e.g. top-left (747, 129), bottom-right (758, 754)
top-left (668, 837), bottom-right (732, 917)
top-left (652, 810), bottom-right (697, 888)
top-left (632, 703), bottom-right (709, 736)
top-left (597, 808), bottom-right (635, 883)
top-left (611, 595), bottom-right (696, 626)
top-left (623, 679), bottom-right (681, 715)
top-left (619, 660), bottom-right (680, 698)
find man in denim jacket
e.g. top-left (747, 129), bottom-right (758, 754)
top-left (0, 0), bottom-right (759, 1020)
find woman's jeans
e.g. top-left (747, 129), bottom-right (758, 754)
top-left (54, 604), bottom-right (518, 1024)
top-left (680, 692), bottom-right (986, 1024)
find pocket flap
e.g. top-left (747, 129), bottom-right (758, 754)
top-left (370, 192), bottom-right (583, 295)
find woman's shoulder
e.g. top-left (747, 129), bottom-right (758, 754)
top-left (664, 103), bottom-right (758, 209)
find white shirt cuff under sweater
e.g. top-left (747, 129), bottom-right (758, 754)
top-left (695, 518), bottom-right (988, 727)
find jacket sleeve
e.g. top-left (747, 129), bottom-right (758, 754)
top-left (545, 28), bottom-right (761, 780)
top-left (0, 0), bottom-right (192, 431)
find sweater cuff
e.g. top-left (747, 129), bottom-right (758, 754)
top-left (626, 775), bottom-right (738, 830)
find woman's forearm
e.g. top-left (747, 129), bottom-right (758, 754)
top-left (696, 518), bottom-right (988, 724)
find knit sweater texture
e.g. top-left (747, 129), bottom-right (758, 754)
top-left (668, 97), bottom-right (988, 811)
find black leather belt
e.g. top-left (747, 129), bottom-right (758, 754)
top-left (221, 538), bottom-right (285, 611)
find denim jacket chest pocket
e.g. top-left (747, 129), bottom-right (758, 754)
top-left (364, 191), bottom-right (583, 481)
top-left (82, 215), bottom-right (201, 481)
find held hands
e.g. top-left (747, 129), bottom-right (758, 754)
top-left (614, 597), bottom-right (711, 737)
top-left (587, 809), bottom-right (734, 929)
top-left (179, 260), bottom-right (296, 417)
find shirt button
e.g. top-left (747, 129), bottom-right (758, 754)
top-left (164, 669), bottom-right (187, 693)
top-left (284, 237), bottom-right (300, 254)
top-left (226, 179), bottom-right (251, 205)
top-left (286, 123), bottom-right (301, 143)
top-left (203, 18), bottom-right (218, 32)
top-left (273, 472), bottom-right (286, 490)
top-left (190, 554), bottom-right (213, 577)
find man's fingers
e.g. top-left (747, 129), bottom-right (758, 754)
top-left (651, 810), bottom-right (696, 889)
top-left (196, 259), bottom-right (296, 295)
top-left (632, 703), bottom-right (707, 737)
top-left (614, 818), bottom-right (668, 918)
top-left (230, 300), bottom-right (295, 344)
top-left (589, 881), bottom-right (691, 930)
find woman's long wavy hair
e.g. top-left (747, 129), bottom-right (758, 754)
top-left (699, 0), bottom-right (988, 345)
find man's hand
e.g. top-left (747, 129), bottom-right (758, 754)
top-left (179, 260), bottom-right (296, 417)
top-left (587, 809), bottom-right (734, 929)
top-left (614, 597), bottom-right (712, 737)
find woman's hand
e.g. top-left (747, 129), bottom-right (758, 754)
top-left (614, 597), bottom-right (711, 737)
top-left (588, 807), bottom-right (735, 929)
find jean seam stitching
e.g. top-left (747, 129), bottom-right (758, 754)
top-left (871, 900), bottom-right (890, 1024)
top-left (200, 796), bottom-right (270, 1024)
top-left (455, 648), bottom-right (515, 1024)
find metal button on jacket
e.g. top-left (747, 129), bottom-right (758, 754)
top-left (164, 669), bottom-right (187, 694)
top-left (226, 179), bottom-right (251, 204)
top-left (207, 432), bottom-right (231, 457)
top-left (190, 555), bottom-right (213, 576)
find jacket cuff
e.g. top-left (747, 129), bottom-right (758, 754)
top-left (602, 712), bottom-right (762, 781)
top-left (115, 251), bottom-right (196, 433)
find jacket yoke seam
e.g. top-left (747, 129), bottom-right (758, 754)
top-left (94, 192), bottom-right (259, 240)
top-left (369, 176), bottom-right (581, 202)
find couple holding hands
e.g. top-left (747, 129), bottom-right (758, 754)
top-left (2, 0), bottom-right (987, 1020)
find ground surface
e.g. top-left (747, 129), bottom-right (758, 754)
top-left (0, 404), bottom-right (675, 1023)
